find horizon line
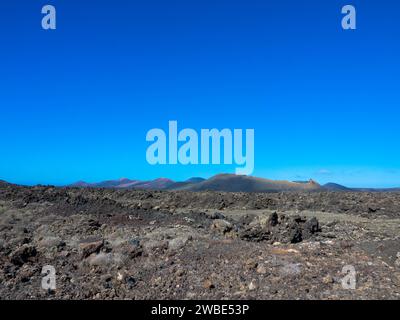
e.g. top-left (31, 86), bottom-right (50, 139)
top-left (1, 173), bottom-right (399, 190)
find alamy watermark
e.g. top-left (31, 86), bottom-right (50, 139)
top-left (41, 5), bottom-right (56, 30)
top-left (341, 265), bottom-right (356, 290)
top-left (146, 121), bottom-right (255, 175)
top-left (342, 5), bottom-right (356, 30)
top-left (41, 265), bottom-right (56, 291)
top-left (40, 4), bottom-right (356, 31)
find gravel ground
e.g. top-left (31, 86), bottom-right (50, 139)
top-left (0, 184), bottom-right (400, 299)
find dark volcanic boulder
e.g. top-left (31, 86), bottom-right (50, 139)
top-left (9, 245), bottom-right (37, 266)
top-left (239, 212), bottom-right (321, 244)
top-left (79, 237), bottom-right (104, 258)
top-left (302, 217), bottom-right (321, 239)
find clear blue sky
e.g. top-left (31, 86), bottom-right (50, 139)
top-left (0, 0), bottom-right (399, 187)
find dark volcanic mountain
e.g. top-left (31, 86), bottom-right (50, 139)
top-left (134, 178), bottom-right (175, 190)
top-left (166, 177), bottom-right (206, 190)
top-left (3, 176), bottom-right (399, 193)
top-left (67, 175), bottom-right (400, 193)
top-left (69, 178), bottom-right (174, 190)
top-left (186, 177), bottom-right (206, 183)
top-left (69, 175), bottom-right (322, 192)
top-left (0, 180), bottom-right (17, 188)
top-left (322, 183), bottom-right (352, 191)
top-left (69, 178), bottom-right (140, 188)
top-left (0, 180), bottom-right (9, 187)
top-left (174, 174), bottom-right (322, 193)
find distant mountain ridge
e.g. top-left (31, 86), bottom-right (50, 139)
top-left (69, 178), bottom-right (175, 190)
top-left (0, 180), bottom-right (18, 187)
top-left (166, 177), bottom-right (206, 190)
top-left (1, 176), bottom-right (399, 192)
top-left (322, 182), bottom-right (351, 191)
top-left (171, 174), bottom-right (322, 192)
top-left (68, 174), bottom-right (325, 192)
top-left (0, 180), bottom-right (8, 186)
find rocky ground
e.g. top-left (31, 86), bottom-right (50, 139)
top-left (0, 183), bottom-right (400, 299)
